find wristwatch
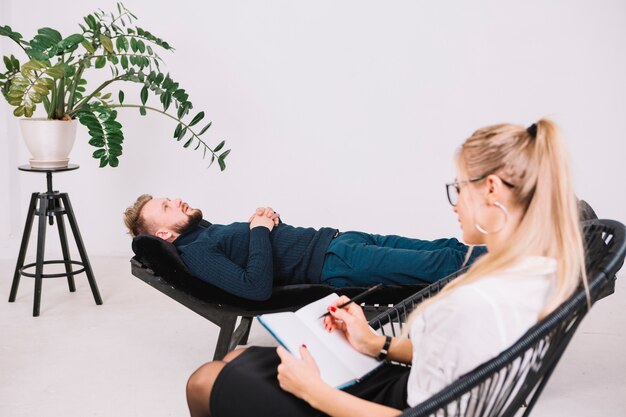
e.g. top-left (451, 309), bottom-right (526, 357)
top-left (377, 335), bottom-right (392, 361)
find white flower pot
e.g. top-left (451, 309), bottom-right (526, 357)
top-left (19, 118), bottom-right (78, 169)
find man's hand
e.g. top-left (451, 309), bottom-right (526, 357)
top-left (249, 211), bottom-right (275, 231)
top-left (248, 207), bottom-right (280, 226)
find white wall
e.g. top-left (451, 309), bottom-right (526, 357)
top-left (1, 0), bottom-right (625, 261)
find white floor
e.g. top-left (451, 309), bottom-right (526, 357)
top-left (0, 256), bottom-right (624, 417)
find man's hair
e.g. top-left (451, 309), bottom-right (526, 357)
top-left (123, 194), bottom-right (153, 238)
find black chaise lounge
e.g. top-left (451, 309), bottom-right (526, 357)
top-left (130, 221), bottom-right (429, 359)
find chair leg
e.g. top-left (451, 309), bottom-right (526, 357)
top-left (9, 192), bottom-right (38, 302)
top-left (239, 316), bottom-right (253, 345)
top-left (60, 193), bottom-right (102, 305)
top-left (33, 195), bottom-right (48, 317)
top-left (213, 316), bottom-right (237, 361)
top-left (56, 211), bottom-right (76, 292)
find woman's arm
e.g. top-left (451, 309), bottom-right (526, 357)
top-left (325, 296), bottom-right (413, 364)
top-left (276, 345), bottom-right (402, 417)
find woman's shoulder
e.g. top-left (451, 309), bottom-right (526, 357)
top-left (424, 256), bottom-right (557, 319)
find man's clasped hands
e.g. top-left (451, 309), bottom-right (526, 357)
top-left (248, 207), bottom-right (280, 231)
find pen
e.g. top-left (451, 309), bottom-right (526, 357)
top-left (318, 283), bottom-right (384, 319)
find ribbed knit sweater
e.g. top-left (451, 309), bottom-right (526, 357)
top-left (173, 221), bottom-right (337, 300)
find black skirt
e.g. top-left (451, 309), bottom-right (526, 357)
top-left (210, 346), bottom-right (410, 417)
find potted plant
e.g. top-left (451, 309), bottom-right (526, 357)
top-left (0, 2), bottom-right (230, 169)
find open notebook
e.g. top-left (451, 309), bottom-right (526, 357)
top-left (257, 293), bottom-right (382, 388)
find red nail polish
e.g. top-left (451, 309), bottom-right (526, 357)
top-left (330, 306), bottom-right (337, 312)
top-left (302, 344), bottom-right (307, 348)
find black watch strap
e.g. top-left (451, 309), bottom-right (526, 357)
top-left (377, 335), bottom-right (392, 361)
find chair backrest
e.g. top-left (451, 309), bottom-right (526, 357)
top-left (369, 219), bottom-right (625, 417)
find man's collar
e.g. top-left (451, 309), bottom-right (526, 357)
top-left (172, 220), bottom-right (210, 246)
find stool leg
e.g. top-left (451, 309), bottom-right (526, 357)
top-left (48, 194), bottom-right (54, 226)
top-left (56, 211), bottom-right (76, 292)
top-left (9, 192), bottom-right (39, 302)
top-left (60, 193), bottom-right (103, 305)
top-left (33, 195), bottom-right (48, 317)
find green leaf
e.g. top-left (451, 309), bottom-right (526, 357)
top-left (173, 123), bottom-right (182, 138)
top-left (116, 36), bottom-right (127, 52)
top-left (45, 66), bottom-right (65, 79)
top-left (62, 33), bottom-right (84, 44)
top-left (58, 33), bottom-right (84, 53)
top-left (214, 140), bottom-right (225, 152)
top-left (139, 106), bottom-right (146, 116)
top-left (220, 149), bottom-right (231, 160)
top-left (89, 138), bottom-right (104, 147)
top-left (81, 40), bottom-right (96, 54)
top-left (92, 149), bottom-right (106, 158)
top-left (177, 103), bottom-right (186, 119)
top-left (3, 56), bottom-right (12, 71)
top-left (120, 54), bottom-right (128, 69)
top-left (161, 92), bottom-right (171, 111)
top-left (130, 37), bottom-right (138, 52)
top-left (109, 155), bottom-right (119, 167)
top-left (95, 56), bottom-right (106, 68)
top-left (11, 55), bottom-right (19, 69)
top-left (178, 127), bottom-right (187, 140)
top-left (118, 90), bottom-right (124, 104)
top-left (99, 156), bottom-right (108, 167)
top-left (83, 14), bottom-right (97, 31)
top-left (99, 35), bottom-right (114, 53)
top-left (101, 92), bottom-right (112, 100)
top-left (38, 27), bottom-right (62, 40)
top-left (183, 138), bottom-right (193, 148)
top-left (140, 85), bottom-right (148, 105)
top-left (218, 156), bottom-right (226, 171)
top-left (198, 121), bottom-right (212, 135)
top-left (189, 111), bottom-right (204, 127)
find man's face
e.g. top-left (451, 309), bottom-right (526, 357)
top-left (142, 197), bottom-right (203, 240)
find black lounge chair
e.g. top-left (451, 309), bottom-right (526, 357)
top-left (130, 220), bottom-right (429, 359)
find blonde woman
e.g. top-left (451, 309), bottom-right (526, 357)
top-left (186, 119), bottom-right (587, 417)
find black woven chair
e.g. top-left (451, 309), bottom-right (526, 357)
top-left (367, 219), bottom-right (625, 417)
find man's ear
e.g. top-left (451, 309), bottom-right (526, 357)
top-left (155, 229), bottom-right (175, 242)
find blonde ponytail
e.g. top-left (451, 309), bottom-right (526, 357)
top-left (404, 119), bottom-right (587, 333)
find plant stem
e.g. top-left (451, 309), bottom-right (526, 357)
top-left (55, 76), bottom-right (65, 118)
top-left (66, 63), bottom-right (86, 112)
top-left (109, 103), bottom-right (216, 156)
top-left (68, 74), bottom-right (126, 115)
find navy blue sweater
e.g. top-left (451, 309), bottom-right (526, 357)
top-left (173, 222), bottom-right (337, 300)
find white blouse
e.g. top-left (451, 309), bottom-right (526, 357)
top-left (406, 256), bottom-right (557, 407)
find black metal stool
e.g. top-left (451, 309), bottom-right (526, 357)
top-left (8, 164), bottom-right (103, 316)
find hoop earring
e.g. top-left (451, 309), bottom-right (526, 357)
top-left (475, 201), bottom-right (508, 235)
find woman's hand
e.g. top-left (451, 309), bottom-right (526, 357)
top-left (323, 296), bottom-right (385, 357)
top-left (276, 345), bottom-right (328, 402)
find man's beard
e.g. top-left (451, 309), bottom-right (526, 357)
top-left (173, 208), bottom-right (204, 235)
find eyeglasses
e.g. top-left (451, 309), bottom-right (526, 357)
top-left (445, 175), bottom-right (515, 207)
